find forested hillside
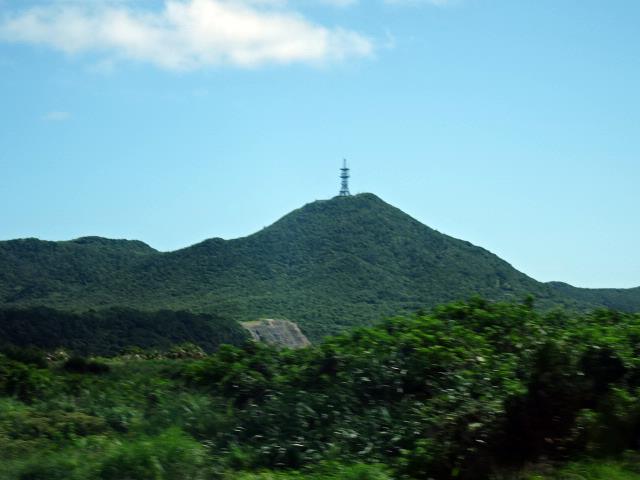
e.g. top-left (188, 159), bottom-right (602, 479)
top-left (1, 194), bottom-right (639, 339)
top-left (0, 307), bottom-right (247, 356)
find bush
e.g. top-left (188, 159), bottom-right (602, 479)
top-left (0, 355), bottom-right (50, 401)
top-left (63, 356), bottom-right (110, 374)
top-left (98, 428), bottom-right (205, 480)
top-left (0, 345), bottom-right (47, 368)
top-left (230, 462), bottom-right (392, 480)
top-left (17, 453), bottom-right (81, 480)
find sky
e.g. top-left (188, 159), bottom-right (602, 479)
top-left (0, 0), bottom-right (638, 289)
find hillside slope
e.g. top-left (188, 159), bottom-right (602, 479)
top-left (1, 193), bottom-right (638, 339)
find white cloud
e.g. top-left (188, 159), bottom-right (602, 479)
top-left (0, 0), bottom-right (373, 70)
top-left (42, 111), bottom-right (71, 121)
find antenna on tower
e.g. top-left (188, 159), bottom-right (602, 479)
top-left (339, 159), bottom-right (351, 196)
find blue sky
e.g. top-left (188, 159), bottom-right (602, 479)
top-left (0, 0), bottom-right (638, 288)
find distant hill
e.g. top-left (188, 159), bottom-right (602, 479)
top-left (1, 193), bottom-right (639, 340)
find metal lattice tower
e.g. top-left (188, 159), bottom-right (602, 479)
top-left (339, 159), bottom-right (351, 196)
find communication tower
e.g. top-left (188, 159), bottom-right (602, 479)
top-left (339, 159), bottom-right (351, 196)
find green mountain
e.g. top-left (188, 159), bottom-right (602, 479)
top-left (1, 193), bottom-right (639, 340)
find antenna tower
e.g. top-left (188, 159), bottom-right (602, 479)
top-left (339, 159), bottom-right (351, 196)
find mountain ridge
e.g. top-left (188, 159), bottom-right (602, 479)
top-left (1, 193), bottom-right (638, 339)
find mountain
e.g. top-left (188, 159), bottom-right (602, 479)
top-left (1, 193), bottom-right (639, 340)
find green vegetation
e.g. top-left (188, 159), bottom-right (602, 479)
top-left (0, 307), bottom-right (248, 356)
top-left (509, 456), bottom-right (640, 479)
top-left (2, 194), bottom-right (639, 340)
top-left (2, 299), bottom-right (640, 479)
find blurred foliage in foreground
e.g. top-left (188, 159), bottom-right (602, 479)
top-left (2, 298), bottom-right (640, 479)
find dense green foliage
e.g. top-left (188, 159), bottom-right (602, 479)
top-left (2, 194), bottom-right (639, 340)
top-left (528, 459), bottom-right (640, 480)
top-left (0, 307), bottom-right (248, 356)
top-left (2, 299), bottom-right (640, 479)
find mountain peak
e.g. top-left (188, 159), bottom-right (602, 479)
top-left (331, 192), bottom-right (383, 201)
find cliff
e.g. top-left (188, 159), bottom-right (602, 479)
top-left (242, 319), bottom-right (311, 349)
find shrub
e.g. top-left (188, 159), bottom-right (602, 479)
top-left (98, 428), bottom-right (205, 480)
top-left (230, 463), bottom-right (392, 480)
top-left (0, 345), bottom-right (48, 368)
top-left (17, 453), bottom-right (81, 480)
top-left (0, 354), bottom-right (51, 402)
top-left (63, 356), bottom-right (110, 374)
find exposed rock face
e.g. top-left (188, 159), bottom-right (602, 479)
top-left (241, 319), bottom-right (311, 349)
